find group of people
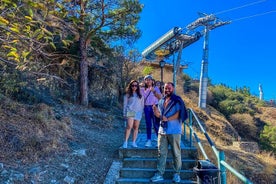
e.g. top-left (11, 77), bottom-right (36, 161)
top-left (122, 75), bottom-right (188, 183)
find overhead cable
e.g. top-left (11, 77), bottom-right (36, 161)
top-left (215, 0), bottom-right (266, 15)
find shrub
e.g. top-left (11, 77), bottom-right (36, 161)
top-left (260, 124), bottom-right (276, 152)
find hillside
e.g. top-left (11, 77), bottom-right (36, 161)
top-left (0, 94), bottom-right (125, 183)
top-left (0, 89), bottom-right (276, 183)
top-left (182, 89), bottom-right (276, 183)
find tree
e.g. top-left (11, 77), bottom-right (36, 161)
top-left (112, 47), bottom-right (142, 102)
top-left (0, 0), bottom-right (79, 102)
top-left (59, 0), bottom-right (143, 106)
top-left (1, 0), bottom-right (143, 106)
top-left (142, 66), bottom-right (153, 76)
top-left (0, 0), bottom-right (76, 79)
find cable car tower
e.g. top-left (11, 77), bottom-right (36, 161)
top-left (190, 13), bottom-right (230, 108)
top-left (142, 27), bottom-right (201, 88)
top-left (142, 13), bottom-right (230, 108)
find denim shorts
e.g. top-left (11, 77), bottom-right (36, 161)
top-left (132, 111), bottom-right (142, 121)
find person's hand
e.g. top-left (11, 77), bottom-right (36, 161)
top-left (152, 104), bottom-right (157, 111)
top-left (152, 105), bottom-right (160, 117)
top-left (162, 116), bottom-right (169, 121)
top-left (150, 86), bottom-right (155, 92)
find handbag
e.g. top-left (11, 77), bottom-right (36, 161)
top-left (126, 111), bottom-right (136, 117)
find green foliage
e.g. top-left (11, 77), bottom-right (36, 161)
top-left (182, 74), bottom-right (192, 92)
top-left (0, 0), bottom-right (72, 69)
top-left (209, 85), bottom-right (264, 117)
top-left (142, 66), bottom-right (153, 76)
top-left (0, 66), bottom-right (27, 97)
top-left (236, 86), bottom-right (251, 96)
top-left (260, 124), bottom-right (276, 152)
top-left (0, 0), bottom-right (143, 105)
top-left (219, 99), bottom-right (246, 116)
top-left (208, 84), bottom-right (275, 152)
top-left (209, 85), bottom-right (232, 107)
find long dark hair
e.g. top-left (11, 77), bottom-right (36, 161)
top-left (126, 80), bottom-right (142, 98)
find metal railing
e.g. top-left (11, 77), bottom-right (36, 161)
top-left (183, 108), bottom-right (253, 184)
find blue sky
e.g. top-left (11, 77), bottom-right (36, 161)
top-left (135, 0), bottom-right (276, 101)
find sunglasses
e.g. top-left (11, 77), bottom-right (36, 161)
top-left (131, 84), bottom-right (138, 87)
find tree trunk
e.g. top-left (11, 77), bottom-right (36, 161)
top-left (79, 33), bottom-right (89, 106)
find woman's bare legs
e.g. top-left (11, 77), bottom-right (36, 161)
top-left (125, 118), bottom-right (134, 142)
top-left (132, 120), bottom-right (140, 143)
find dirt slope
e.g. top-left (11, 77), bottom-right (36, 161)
top-left (0, 97), bottom-right (124, 183)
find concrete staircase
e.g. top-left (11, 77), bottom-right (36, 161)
top-left (116, 133), bottom-right (198, 184)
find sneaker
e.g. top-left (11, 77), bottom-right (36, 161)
top-left (145, 140), bottom-right (152, 147)
top-left (122, 141), bottom-right (127, 148)
top-left (172, 173), bottom-right (181, 183)
top-left (132, 142), bottom-right (138, 148)
top-left (151, 172), bottom-right (164, 182)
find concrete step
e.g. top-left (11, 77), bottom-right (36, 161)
top-left (116, 178), bottom-right (197, 184)
top-left (123, 157), bottom-right (196, 169)
top-left (119, 147), bottom-right (198, 159)
top-left (116, 133), bottom-right (198, 184)
top-left (119, 168), bottom-right (196, 179)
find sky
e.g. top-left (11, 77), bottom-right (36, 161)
top-left (135, 0), bottom-right (276, 101)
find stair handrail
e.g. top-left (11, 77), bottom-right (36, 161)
top-left (183, 108), bottom-right (253, 184)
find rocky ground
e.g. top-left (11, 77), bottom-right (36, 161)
top-left (0, 103), bottom-right (125, 184)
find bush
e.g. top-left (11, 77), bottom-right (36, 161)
top-left (142, 66), bottom-right (153, 76)
top-left (260, 124), bottom-right (276, 152)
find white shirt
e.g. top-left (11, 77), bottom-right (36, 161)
top-left (123, 93), bottom-right (144, 116)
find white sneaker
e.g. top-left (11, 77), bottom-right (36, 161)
top-left (172, 173), bottom-right (181, 183)
top-left (151, 172), bottom-right (164, 182)
top-left (145, 140), bottom-right (152, 147)
top-left (123, 141), bottom-right (127, 148)
top-left (132, 142), bottom-right (138, 148)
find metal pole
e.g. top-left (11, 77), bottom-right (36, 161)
top-left (173, 41), bottom-right (184, 89)
top-left (219, 151), bottom-right (227, 184)
top-left (173, 54), bottom-right (176, 88)
top-left (161, 66), bottom-right (164, 84)
top-left (198, 27), bottom-right (209, 108)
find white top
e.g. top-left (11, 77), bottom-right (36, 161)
top-left (123, 93), bottom-right (144, 116)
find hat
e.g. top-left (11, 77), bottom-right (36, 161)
top-left (144, 75), bottom-right (153, 80)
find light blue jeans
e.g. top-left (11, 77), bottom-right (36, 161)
top-left (156, 134), bottom-right (182, 175)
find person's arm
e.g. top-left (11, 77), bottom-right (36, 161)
top-left (139, 95), bottom-right (145, 112)
top-left (162, 111), bottom-right (179, 121)
top-left (152, 104), bottom-right (160, 118)
top-left (151, 87), bottom-right (162, 100)
top-left (123, 95), bottom-right (128, 117)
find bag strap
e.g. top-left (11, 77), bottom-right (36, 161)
top-left (162, 99), bottom-right (177, 117)
top-left (144, 90), bottom-right (152, 104)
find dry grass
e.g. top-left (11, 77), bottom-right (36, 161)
top-left (257, 107), bottom-right (276, 127)
top-left (257, 151), bottom-right (276, 174)
top-left (230, 113), bottom-right (259, 141)
top-left (194, 141), bottom-right (276, 183)
top-left (0, 97), bottom-right (72, 163)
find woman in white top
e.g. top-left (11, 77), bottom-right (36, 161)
top-left (123, 80), bottom-right (144, 148)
